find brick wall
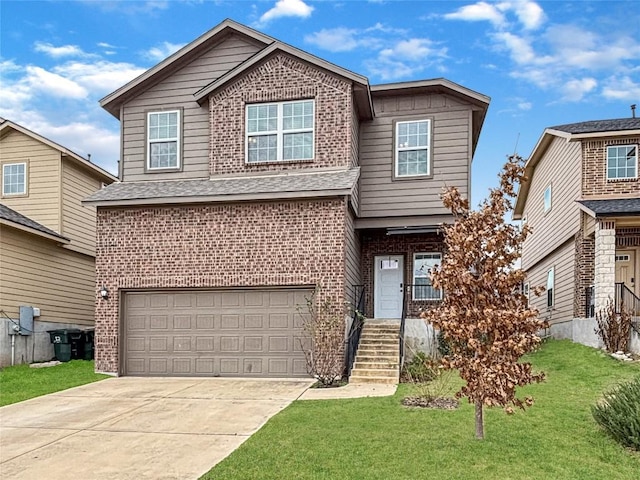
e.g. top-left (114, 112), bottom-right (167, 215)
top-left (95, 199), bottom-right (348, 374)
top-left (574, 214), bottom-right (595, 317)
top-left (582, 137), bottom-right (640, 196)
top-left (208, 53), bottom-right (353, 175)
top-left (361, 230), bottom-right (444, 318)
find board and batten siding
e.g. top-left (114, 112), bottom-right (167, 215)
top-left (0, 226), bottom-right (96, 326)
top-left (61, 159), bottom-right (102, 256)
top-left (359, 93), bottom-right (472, 218)
top-left (121, 34), bottom-right (263, 182)
top-left (521, 136), bottom-right (582, 270)
top-left (0, 129), bottom-right (61, 232)
top-left (525, 239), bottom-right (575, 327)
top-left (344, 207), bottom-right (362, 305)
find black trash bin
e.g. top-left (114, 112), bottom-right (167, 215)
top-left (82, 328), bottom-right (95, 360)
top-left (48, 328), bottom-right (83, 362)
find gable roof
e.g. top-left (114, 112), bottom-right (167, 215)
top-left (0, 119), bottom-right (118, 184)
top-left (100, 19), bottom-right (274, 117)
top-left (578, 198), bottom-right (640, 218)
top-left (83, 168), bottom-right (360, 206)
top-left (0, 203), bottom-right (70, 243)
top-left (514, 117), bottom-right (640, 218)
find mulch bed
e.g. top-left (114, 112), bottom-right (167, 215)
top-left (402, 396), bottom-right (459, 409)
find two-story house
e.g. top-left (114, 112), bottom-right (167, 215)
top-left (514, 117), bottom-right (640, 351)
top-left (0, 119), bottom-right (117, 366)
top-left (84, 19), bottom-right (489, 378)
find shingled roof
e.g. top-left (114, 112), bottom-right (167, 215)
top-left (84, 168), bottom-right (360, 206)
top-left (578, 198), bottom-right (640, 217)
top-left (550, 118), bottom-right (640, 134)
top-left (0, 203), bottom-right (69, 242)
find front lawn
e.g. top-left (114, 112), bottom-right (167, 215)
top-left (203, 340), bottom-right (640, 480)
top-left (0, 360), bottom-right (108, 406)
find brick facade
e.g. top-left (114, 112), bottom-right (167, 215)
top-left (208, 53), bottom-right (353, 176)
top-left (574, 214), bottom-right (595, 317)
top-left (360, 230), bottom-right (444, 318)
top-left (582, 138), bottom-right (640, 197)
top-left (95, 199), bottom-right (348, 374)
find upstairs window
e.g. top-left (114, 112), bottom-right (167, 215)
top-left (2, 162), bottom-right (27, 196)
top-left (147, 110), bottom-right (180, 170)
top-left (396, 119), bottom-right (430, 177)
top-left (413, 252), bottom-right (442, 300)
top-left (543, 184), bottom-right (552, 213)
top-left (607, 145), bottom-right (637, 180)
top-left (246, 100), bottom-right (314, 163)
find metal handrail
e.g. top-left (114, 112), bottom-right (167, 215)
top-left (346, 285), bottom-right (365, 377)
top-left (616, 282), bottom-right (640, 317)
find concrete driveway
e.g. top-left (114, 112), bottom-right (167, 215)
top-left (0, 377), bottom-right (313, 480)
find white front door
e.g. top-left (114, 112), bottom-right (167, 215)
top-left (616, 250), bottom-right (637, 294)
top-left (374, 255), bottom-right (404, 318)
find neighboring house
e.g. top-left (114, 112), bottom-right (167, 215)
top-left (0, 119), bottom-right (117, 366)
top-left (514, 117), bottom-right (640, 351)
top-left (84, 19), bottom-right (489, 378)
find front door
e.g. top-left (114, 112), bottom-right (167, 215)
top-left (374, 255), bottom-right (404, 318)
top-left (616, 250), bottom-right (637, 295)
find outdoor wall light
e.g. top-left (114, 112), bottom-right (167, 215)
top-left (99, 286), bottom-right (109, 300)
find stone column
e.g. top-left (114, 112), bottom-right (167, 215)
top-left (594, 219), bottom-right (616, 311)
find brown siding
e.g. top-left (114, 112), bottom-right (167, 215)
top-left (0, 129), bottom-right (61, 232)
top-left (61, 159), bottom-right (102, 256)
top-left (95, 199), bottom-right (348, 374)
top-left (121, 34), bottom-right (263, 182)
top-left (521, 136), bottom-right (582, 270)
top-left (0, 226), bottom-right (95, 326)
top-left (359, 93), bottom-right (473, 218)
top-left (208, 53), bottom-right (352, 175)
top-left (526, 239), bottom-right (575, 327)
top-left (582, 136), bottom-right (640, 197)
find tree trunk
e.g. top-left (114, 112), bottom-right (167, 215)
top-left (475, 400), bottom-right (484, 439)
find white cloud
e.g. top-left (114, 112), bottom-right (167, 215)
top-left (142, 41), bottom-right (185, 62)
top-left (25, 66), bottom-right (88, 99)
top-left (380, 38), bottom-right (445, 62)
top-left (518, 101), bottom-right (532, 110)
top-left (444, 2), bottom-right (506, 27)
top-left (34, 42), bottom-right (88, 58)
top-left (258, 0), bottom-right (314, 25)
top-left (561, 78), bottom-right (598, 101)
top-left (367, 38), bottom-right (448, 81)
top-left (53, 61), bottom-right (145, 94)
top-left (507, 1), bottom-right (545, 30)
top-left (305, 28), bottom-right (360, 52)
top-left (602, 75), bottom-right (640, 101)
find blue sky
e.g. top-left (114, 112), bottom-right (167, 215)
top-left (1, 0), bottom-right (639, 204)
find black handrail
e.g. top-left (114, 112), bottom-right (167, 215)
top-left (616, 282), bottom-right (640, 317)
top-left (346, 285), bottom-right (365, 377)
top-left (585, 285), bottom-right (595, 318)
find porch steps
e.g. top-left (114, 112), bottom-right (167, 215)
top-left (349, 320), bottom-right (400, 385)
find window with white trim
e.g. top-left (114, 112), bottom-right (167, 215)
top-left (396, 119), bottom-right (430, 177)
top-left (607, 145), bottom-right (637, 180)
top-left (147, 110), bottom-right (180, 170)
top-left (523, 282), bottom-right (530, 306)
top-left (2, 162), bottom-right (27, 196)
top-left (543, 184), bottom-right (552, 213)
top-left (546, 267), bottom-right (554, 308)
top-left (413, 252), bottom-right (442, 300)
top-left (246, 100), bottom-right (314, 163)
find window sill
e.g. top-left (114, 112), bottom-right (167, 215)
top-left (1, 193), bottom-right (28, 199)
top-left (145, 167), bottom-right (182, 173)
top-left (606, 177), bottom-right (638, 182)
top-left (393, 173), bottom-right (433, 181)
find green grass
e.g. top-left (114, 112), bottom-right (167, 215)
top-left (0, 360), bottom-right (108, 406)
top-left (203, 340), bottom-right (640, 480)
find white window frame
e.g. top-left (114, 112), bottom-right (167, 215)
top-left (245, 99), bottom-right (315, 163)
top-left (147, 110), bottom-right (181, 170)
top-left (543, 184), bottom-right (552, 213)
top-left (412, 252), bottom-right (442, 301)
top-left (523, 282), bottom-right (530, 306)
top-left (546, 267), bottom-right (554, 308)
top-left (395, 119), bottom-right (431, 177)
top-left (606, 144), bottom-right (638, 181)
top-left (2, 162), bottom-right (27, 196)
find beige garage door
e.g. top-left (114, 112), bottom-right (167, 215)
top-left (123, 289), bottom-right (311, 377)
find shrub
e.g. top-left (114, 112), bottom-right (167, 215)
top-left (595, 298), bottom-right (631, 353)
top-left (436, 331), bottom-right (451, 357)
top-left (402, 352), bottom-right (438, 383)
top-left (591, 376), bottom-right (640, 451)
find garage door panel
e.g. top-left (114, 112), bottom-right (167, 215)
top-left (123, 289), bottom-right (313, 377)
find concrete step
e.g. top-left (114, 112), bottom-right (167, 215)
top-left (355, 348), bottom-right (398, 356)
top-left (350, 367), bottom-right (399, 377)
top-left (353, 361), bottom-right (399, 370)
top-left (355, 354), bottom-right (398, 362)
top-left (349, 375), bottom-right (398, 385)
top-left (358, 337), bottom-right (398, 344)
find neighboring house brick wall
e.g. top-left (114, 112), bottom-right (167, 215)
top-left (95, 199), bottom-right (348, 374)
top-left (208, 53), bottom-right (353, 176)
top-left (582, 137), bottom-right (640, 197)
top-left (360, 231), bottom-right (443, 318)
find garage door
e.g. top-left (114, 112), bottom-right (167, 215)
top-left (123, 289), bottom-right (311, 377)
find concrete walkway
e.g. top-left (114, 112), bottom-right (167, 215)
top-left (0, 377), bottom-right (313, 480)
top-left (298, 382), bottom-right (397, 400)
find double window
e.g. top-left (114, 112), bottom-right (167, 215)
top-left (413, 252), bottom-right (442, 300)
top-left (246, 100), bottom-right (314, 163)
top-left (147, 110), bottom-right (180, 170)
top-left (2, 162), bottom-right (27, 196)
top-left (607, 145), bottom-right (637, 180)
top-left (396, 119), bottom-right (430, 177)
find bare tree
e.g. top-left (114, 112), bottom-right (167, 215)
top-left (422, 155), bottom-right (547, 439)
